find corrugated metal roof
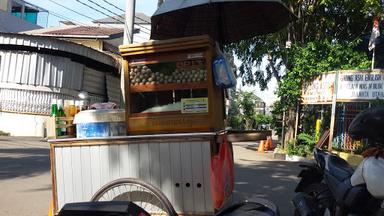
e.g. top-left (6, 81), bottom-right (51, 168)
top-left (0, 33), bottom-right (118, 68)
top-left (106, 74), bottom-right (122, 104)
top-left (0, 50), bottom-right (83, 90)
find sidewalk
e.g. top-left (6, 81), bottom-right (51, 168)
top-left (232, 142), bottom-right (301, 216)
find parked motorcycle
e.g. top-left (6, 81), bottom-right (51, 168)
top-left (292, 107), bottom-right (384, 216)
top-left (57, 194), bottom-right (280, 216)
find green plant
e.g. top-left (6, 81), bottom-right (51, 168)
top-left (254, 113), bottom-right (272, 130)
top-left (297, 133), bottom-right (317, 149)
top-left (227, 90), bottom-right (264, 130)
top-left (287, 133), bottom-right (317, 157)
top-left (0, 130), bottom-right (10, 136)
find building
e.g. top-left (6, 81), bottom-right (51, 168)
top-left (93, 12), bottom-right (151, 43)
top-left (23, 12), bottom-right (152, 52)
top-left (0, 32), bottom-right (121, 136)
top-left (0, 0), bottom-right (46, 32)
top-left (23, 24), bottom-right (124, 54)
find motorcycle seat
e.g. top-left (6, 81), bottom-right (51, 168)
top-left (326, 154), bottom-right (354, 182)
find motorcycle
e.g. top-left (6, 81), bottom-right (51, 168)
top-left (292, 107), bottom-right (384, 216)
top-left (57, 194), bottom-right (280, 216)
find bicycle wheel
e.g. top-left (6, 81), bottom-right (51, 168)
top-left (91, 178), bottom-right (177, 216)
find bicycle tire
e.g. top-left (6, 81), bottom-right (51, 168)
top-left (91, 178), bottom-right (177, 216)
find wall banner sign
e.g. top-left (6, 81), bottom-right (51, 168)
top-left (181, 97), bottom-right (209, 113)
top-left (337, 72), bottom-right (384, 100)
top-left (301, 73), bottom-right (335, 104)
top-left (301, 70), bottom-right (384, 104)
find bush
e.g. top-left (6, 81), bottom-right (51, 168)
top-left (287, 133), bottom-right (316, 157)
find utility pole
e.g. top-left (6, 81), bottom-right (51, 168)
top-left (121, 0), bottom-right (136, 105)
top-left (123, 0), bottom-right (136, 44)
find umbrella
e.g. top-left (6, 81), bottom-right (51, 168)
top-left (151, 0), bottom-right (296, 44)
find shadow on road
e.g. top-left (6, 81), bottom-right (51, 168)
top-left (234, 160), bottom-right (301, 215)
top-left (0, 147), bottom-right (50, 179)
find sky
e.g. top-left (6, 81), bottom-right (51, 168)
top-left (26, 0), bottom-right (158, 27)
top-left (26, 0), bottom-right (278, 106)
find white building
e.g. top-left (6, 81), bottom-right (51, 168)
top-left (0, 33), bottom-right (121, 136)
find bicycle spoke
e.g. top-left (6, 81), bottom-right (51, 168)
top-left (91, 179), bottom-right (174, 215)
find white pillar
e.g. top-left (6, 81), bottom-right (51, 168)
top-left (123, 0), bottom-right (136, 44)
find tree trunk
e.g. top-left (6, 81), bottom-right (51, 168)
top-left (284, 108), bottom-right (296, 149)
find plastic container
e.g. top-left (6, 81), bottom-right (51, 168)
top-left (73, 109), bottom-right (126, 138)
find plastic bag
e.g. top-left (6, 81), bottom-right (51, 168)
top-left (212, 43), bottom-right (237, 88)
top-left (210, 135), bottom-right (235, 209)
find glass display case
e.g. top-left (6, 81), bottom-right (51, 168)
top-left (120, 35), bottom-right (225, 134)
top-left (129, 58), bottom-right (209, 115)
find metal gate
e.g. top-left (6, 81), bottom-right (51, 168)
top-left (333, 102), bottom-right (369, 151)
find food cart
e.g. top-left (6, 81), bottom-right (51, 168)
top-left (49, 35), bottom-right (235, 216)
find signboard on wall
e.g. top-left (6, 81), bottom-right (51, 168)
top-left (337, 72), bottom-right (384, 100)
top-left (301, 73), bottom-right (335, 104)
top-left (301, 70), bottom-right (384, 104)
top-left (181, 97), bottom-right (209, 113)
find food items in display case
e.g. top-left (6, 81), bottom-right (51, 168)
top-left (129, 59), bottom-right (207, 86)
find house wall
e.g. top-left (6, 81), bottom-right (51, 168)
top-left (0, 112), bottom-right (48, 137)
top-left (0, 0), bottom-right (9, 11)
top-left (0, 9), bottom-right (41, 32)
top-left (67, 39), bottom-right (103, 51)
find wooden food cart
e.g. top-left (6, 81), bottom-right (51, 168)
top-left (49, 36), bottom-right (233, 215)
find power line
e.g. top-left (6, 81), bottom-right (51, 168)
top-left (47, 0), bottom-right (95, 21)
top-left (48, 11), bottom-right (88, 26)
top-left (85, 0), bottom-right (124, 23)
top-left (98, 0), bottom-right (151, 25)
top-left (75, 0), bottom-right (151, 37)
top-left (84, 0), bottom-right (151, 32)
top-left (46, 0), bottom-right (119, 29)
top-left (74, 0), bottom-right (124, 24)
top-left (101, 0), bottom-right (124, 13)
top-left (135, 16), bottom-right (151, 25)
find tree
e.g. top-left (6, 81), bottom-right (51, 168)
top-left (227, 1), bottom-right (380, 89)
top-left (227, 90), bottom-right (265, 130)
top-left (226, 1), bottom-right (381, 146)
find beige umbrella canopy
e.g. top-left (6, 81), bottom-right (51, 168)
top-left (151, 0), bottom-right (296, 44)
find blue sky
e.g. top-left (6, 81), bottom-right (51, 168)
top-left (26, 0), bottom-right (158, 27)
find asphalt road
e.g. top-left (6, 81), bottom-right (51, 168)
top-left (0, 138), bottom-right (301, 216)
top-left (0, 137), bottom-right (51, 216)
top-left (232, 142), bottom-right (301, 216)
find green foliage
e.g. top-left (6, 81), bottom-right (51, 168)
top-left (270, 100), bottom-right (284, 135)
top-left (287, 141), bottom-right (309, 157)
top-left (227, 90), bottom-right (267, 130)
top-left (370, 98), bottom-right (384, 107)
top-left (287, 133), bottom-right (317, 156)
top-left (0, 130), bottom-right (10, 136)
top-left (297, 133), bottom-right (317, 148)
top-left (226, 0), bottom-right (377, 92)
top-left (254, 113), bottom-right (272, 130)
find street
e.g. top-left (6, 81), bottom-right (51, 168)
top-left (0, 138), bottom-right (300, 216)
top-left (232, 142), bottom-right (301, 216)
top-left (0, 137), bottom-right (51, 216)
